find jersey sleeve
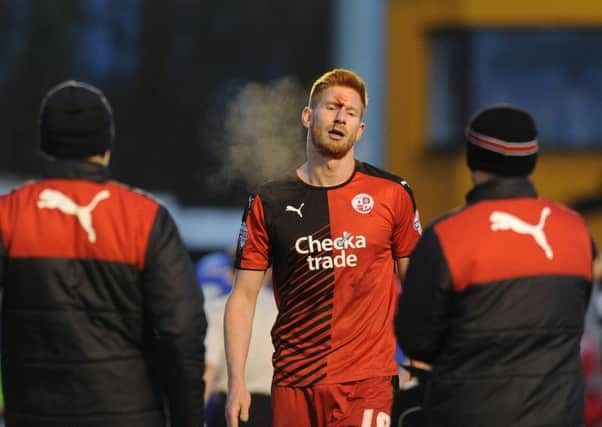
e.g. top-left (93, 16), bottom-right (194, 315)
top-left (235, 193), bottom-right (271, 270)
top-left (392, 182), bottom-right (422, 258)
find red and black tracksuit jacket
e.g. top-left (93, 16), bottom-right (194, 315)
top-left (0, 159), bottom-right (206, 427)
top-left (396, 178), bottom-right (595, 427)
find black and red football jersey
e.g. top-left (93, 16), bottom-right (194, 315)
top-left (236, 161), bottom-right (421, 386)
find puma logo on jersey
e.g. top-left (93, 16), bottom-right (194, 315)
top-left (490, 207), bottom-right (553, 259)
top-left (38, 189), bottom-right (111, 243)
top-left (286, 203), bottom-right (304, 218)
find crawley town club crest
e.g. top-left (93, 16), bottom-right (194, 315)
top-left (352, 193), bottom-right (374, 214)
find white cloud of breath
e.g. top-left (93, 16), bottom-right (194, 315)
top-left (209, 77), bottom-right (306, 191)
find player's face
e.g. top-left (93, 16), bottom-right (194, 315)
top-left (303, 86), bottom-right (366, 159)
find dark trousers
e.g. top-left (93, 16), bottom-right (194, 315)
top-left (207, 392), bottom-right (271, 427)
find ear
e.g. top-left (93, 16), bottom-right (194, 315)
top-left (301, 106), bottom-right (312, 129)
top-left (355, 122), bottom-right (366, 141)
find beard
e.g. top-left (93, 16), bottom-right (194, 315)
top-left (310, 127), bottom-right (356, 159)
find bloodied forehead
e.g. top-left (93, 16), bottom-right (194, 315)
top-left (322, 86), bottom-right (363, 109)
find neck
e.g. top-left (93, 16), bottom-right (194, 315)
top-left (87, 150), bottom-right (111, 167)
top-left (471, 169), bottom-right (498, 186)
top-left (297, 146), bottom-right (356, 187)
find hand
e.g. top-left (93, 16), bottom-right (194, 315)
top-left (398, 366), bottom-right (412, 389)
top-left (226, 381), bottom-right (251, 427)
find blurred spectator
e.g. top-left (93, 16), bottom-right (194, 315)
top-left (198, 252), bottom-right (276, 427)
top-left (196, 251), bottom-right (234, 303)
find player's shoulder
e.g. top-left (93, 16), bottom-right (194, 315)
top-left (356, 161), bottom-right (413, 190)
top-left (252, 172), bottom-right (302, 203)
top-left (356, 161), bottom-right (403, 182)
top-left (356, 161), bottom-right (417, 205)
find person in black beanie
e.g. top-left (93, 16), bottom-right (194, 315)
top-left (395, 104), bottom-right (597, 426)
top-left (39, 80), bottom-right (115, 161)
top-left (0, 80), bottom-right (207, 427)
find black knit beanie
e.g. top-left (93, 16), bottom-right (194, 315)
top-left (39, 80), bottom-right (114, 159)
top-left (466, 105), bottom-right (538, 177)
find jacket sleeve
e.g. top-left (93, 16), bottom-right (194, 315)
top-left (142, 206), bottom-right (206, 427)
top-left (395, 226), bottom-right (452, 363)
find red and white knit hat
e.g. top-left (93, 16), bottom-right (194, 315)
top-left (466, 104), bottom-right (538, 177)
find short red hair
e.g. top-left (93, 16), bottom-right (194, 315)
top-left (308, 69), bottom-right (368, 111)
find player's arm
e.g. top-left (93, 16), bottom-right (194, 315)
top-left (224, 268), bottom-right (266, 427)
top-left (395, 257), bottom-right (410, 282)
top-left (395, 226), bottom-right (452, 363)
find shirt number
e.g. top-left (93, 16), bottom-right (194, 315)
top-left (361, 409), bottom-right (391, 427)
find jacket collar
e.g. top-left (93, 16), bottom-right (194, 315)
top-left (42, 158), bottom-right (111, 183)
top-left (465, 177), bottom-right (538, 205)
